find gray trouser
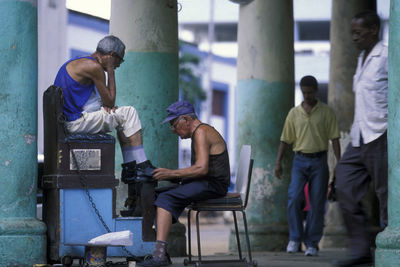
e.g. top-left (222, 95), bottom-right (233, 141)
top-left (335, 132), bottom-right (388, 258)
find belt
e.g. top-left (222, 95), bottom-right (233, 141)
top-left (296, 151), bottom-right (327, 158)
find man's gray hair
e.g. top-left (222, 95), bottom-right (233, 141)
top-left (96, 35), bottom-right (126, 59)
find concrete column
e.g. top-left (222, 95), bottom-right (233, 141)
top-left (323, 0), bottom-right (377, 248)
top-left (233, 0), bottom-right (294, 251)
top-left (0, 0), bottom-right (46, 266)
top-left (110, 0), bottom-right (179, 168)
top-left (328, 0), bottom-right (376, 131)
top-left (375, 2), bottom-right (400, 265)
top-left (110, 0), bottom-right (184, 256)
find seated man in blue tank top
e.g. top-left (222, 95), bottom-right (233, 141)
top-left (137, 100), bottom-right (231, 267)
top-left (54, 35), bottom-right (154, 216)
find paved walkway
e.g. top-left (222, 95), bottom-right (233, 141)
top-left (174, 221), bottom-right (350, 266)
top-left (170, 219), bottom-right (368, 267)
top-left (71, 218), bottom-right (373, 267)
top-left (103, 249), bottom-right (354, 267)
top-left (170, 249), bottom-right (351, 267)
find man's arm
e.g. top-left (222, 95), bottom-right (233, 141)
top-left (88, 57), bottom-right (117, 108)
top-left (331, 138), bottom-right (341, 163)
top-left (153, 128), bottom-right (210, 180)
top-left (274, 141), bottom-right (289, 179)
top-left (77, 56), bottom-right (118, 108)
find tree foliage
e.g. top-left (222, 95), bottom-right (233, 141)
top-left (179, 46), bottom-right (206, 105)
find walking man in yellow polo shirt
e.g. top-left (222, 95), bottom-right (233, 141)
top-left (274, 75), bottom-right (341, 256)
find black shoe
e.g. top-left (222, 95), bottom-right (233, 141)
top-left (121, 161), bottom-right (137, 184)
top-left (333, 255), bottom-right (373, 267)
top-left (120, 197), bottom-right (142, 217)
top-left (136, 160), bottom-right (156, 180)
top-left (120, 205), bottom-right (142, 217)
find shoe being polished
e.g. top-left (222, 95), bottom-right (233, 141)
top-left (136, 160), bottom-right (157, 182)
top-left (333, 255), bottom-right (372, 267)
top-left (121, 161), bottom-right (137, 184)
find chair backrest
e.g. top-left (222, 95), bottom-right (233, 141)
top-left (234, 145), bottom-right (253, 208)
top-left (43, 85), bottom-right (65, 175)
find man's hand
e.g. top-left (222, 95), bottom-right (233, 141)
top-left (103, 106), bottom-right (118, 113)
top-left (274, 141), bottom-right (288, 179)
top-left (152, 168), bottom-right (175, 180)
top-left (274, 162), bottom-right (282, 179)
top-left (99, 54), bottom-right (119, 72)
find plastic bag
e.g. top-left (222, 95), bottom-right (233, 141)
top-left (88, 230), bottom-right (133, 246)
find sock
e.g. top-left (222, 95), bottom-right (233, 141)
top-left (152, 240), bottom-right (167, 260)
top-left (122, 146), bottom-right (135, 163)
top-left (132, 145), bottom-right (147, 164)
top-left (122, 145), bottom-right (147, 164)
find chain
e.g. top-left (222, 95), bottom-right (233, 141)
top-left (59, 114), bottom-right (139, 261)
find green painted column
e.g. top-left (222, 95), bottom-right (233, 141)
top-left (375, 2), bottom-right (400, 266)
top-left (0, 0), bottom-right (47, 266)
top-left (110, 0), bottom-right (179, 169)
top-left (110, 0), bottom-right (184, 256)
top-left (233, 0), bottom-right (294, 251)
top-left (323, 0), bottom-right (377, 249)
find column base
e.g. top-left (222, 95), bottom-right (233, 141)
top-left (229, 224), bottom-right (288, 251)
top-left (375, 227), bottom-right (400, 267)
top-left (0, 218), bottom-right (47, 267)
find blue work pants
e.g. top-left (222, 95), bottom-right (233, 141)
top-left (287, 152), bottom-right (329, 248)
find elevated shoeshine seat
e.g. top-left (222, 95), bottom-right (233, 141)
top-left (42, 85), bottom-right (153, 263)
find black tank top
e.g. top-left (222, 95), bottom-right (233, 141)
top-left (191, 123), bottom-right (231, 194)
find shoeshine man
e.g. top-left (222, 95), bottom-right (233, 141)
top-left (274, 75), bottom-right (341, 257)
top-left (54, 35), bottom-right (155, 204)
top-left (137, 101), bottom-right (231, 267)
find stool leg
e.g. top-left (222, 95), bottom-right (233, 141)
top-left (141, 183), bottom-right (156, 241)
top-left (242, 210), bottom-right (253, 263)
top-left (232, 211), bottom-right (243, 260)
top-left (187, 209), bottom-right (192, 263)
top-left (196, 210), bottom-right (202, 262)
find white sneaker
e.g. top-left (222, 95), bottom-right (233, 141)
top-left (305, 247), bottom-right (318, 256)
top-left (286, 241), bottom-right (300, 253)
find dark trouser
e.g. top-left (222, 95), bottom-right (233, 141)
top-left (155, 179), bottom-right (225, 223)
top-left (335, 132), bottom-right (388, 258)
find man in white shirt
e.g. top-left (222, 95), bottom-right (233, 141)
top-left (334, 11), bottom-right (388, 267)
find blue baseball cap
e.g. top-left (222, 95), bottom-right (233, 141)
top-left (161, 100), bottom-right (195, 124)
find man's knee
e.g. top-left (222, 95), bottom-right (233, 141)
top-left (287, 193), bottom-right (304, 210)
top-left (117, 105), bottom-right (138, 118)
top-left (157, 206), bottom-right (173, 221)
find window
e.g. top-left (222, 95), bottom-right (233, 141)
top-left (212, 90), bottom-right (226, 116)
top-left (297, 21), bottom-right (330, 41)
